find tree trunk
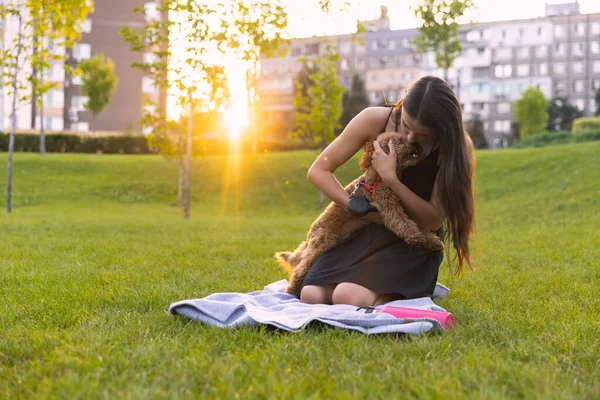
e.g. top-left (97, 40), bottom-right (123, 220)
top-left (184, 90), bottom-right (193, 220)
top-left (177, 160), bottom-right (183, 205)
top-left (7, 15), bottom-right (24, 214)
top-left (40, 72), bottom-right (45, 155)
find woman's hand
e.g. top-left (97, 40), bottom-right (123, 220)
top-left (371, 140), bottom-right (399, 184)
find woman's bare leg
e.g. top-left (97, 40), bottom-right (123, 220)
top-left (300, 284), bottom-right (336, 305)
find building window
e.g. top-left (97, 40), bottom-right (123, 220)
top-left (593, 61), bottom-right (600, 74)
top-left (572, 43), bottom-right (584, 57)
top-left (72, 122), bottom-right (89, 132)
top-left (517, 47), bottom-right (529, 59)
top-left (495, 83), bottom-right (510, 96)
top-left (573, 80), bottom-right (585, 93)
top-left (45, 63), bottom-right (65, 82)
top-left (554, 43), bottom-right (566, 57)
top-left (72, 96), bottom-right (88, 111)
top-left (591, 42), bottom-right (600, 54)
top-left (73, 43), bottom-right (91, 61)
top-left (355, 58), bottom-right (365, 70)
top-left (144, 2), bottom-right (160, 22)
top-left (291, 47), bottom-right (301, 57)
top-left (538, 63), bottom-right (548, 75)
top-left (142, 76), bottom-right (158, 94)
top-left (43, 89), bottom-right (64, 108)
top-left (590, 99), bottom-right (597, 114)
top-left (592, 23), bottom-right (600, 35)
top-left (574, 23), bottom-right (585, 36)
top-left (494, 120), bottom-right (510, 133)
top-left (554, 81), bottom-right (566, 95)
top-left (339, 41), bottom-right (352, 55)
top-left (575, 99), bottom-right (585, 111)
top-left (72, 74), bottom-right (82, 85)
top-left (143, 52), bottom-right (156, 65)
top-left (401, 71), bottom-right (413, 81)
top-left (593, 79), bottom-right (600, 90)
top-left (340, 59), bottom-right (349, 71)
top-left (82, 18), bottom-right (92, 34)
top-left (516, 64), bottom-right (530, 77)
top-left (370, 91), bottom-right (382, 104)
top-left (554, 25), bottom-right (566, 38)
top-left (553, 63), bottom-right (565, 75)
top-left (494, 64), bottom-right (512, 78)
top-left (497, 102), bottom-right (511, 113)
top-left (494, 48), bottom-right (511, 60)
top-left (572, 62), bottom-right (583, 74)
top-left (472, 82), bottom-right (489, 94)
top-left (535, 45), bottom-right (547, 58)
top-left (537, 26), bottom-right (543, 36)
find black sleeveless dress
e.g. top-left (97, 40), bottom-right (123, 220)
top-left (301, 109), bottom-right (444, 299)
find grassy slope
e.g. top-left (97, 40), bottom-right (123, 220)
top-left (0, 142), bottom-right (598, 399)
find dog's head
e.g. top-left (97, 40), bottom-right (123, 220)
top-left (360, 132), bottom-right (421, 172)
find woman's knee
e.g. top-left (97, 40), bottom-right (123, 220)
top-left (300, 285), bottom-right (334, 304)
top-left (331, 282), bottom-right (377, 307)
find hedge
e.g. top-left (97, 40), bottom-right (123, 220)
top-left (572, 117), bottom-right (600, 135)
top-left (0, 133), bottom-right (153, 154)
top-left (512, 129), bottom-right (600, 148)
top-left (0, 132), bottom-right (318, 155)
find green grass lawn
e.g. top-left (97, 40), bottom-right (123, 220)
top-left (1, 142), bottom-right (599, 399)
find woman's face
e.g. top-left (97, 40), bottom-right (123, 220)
top-left (399, 110), bottom-right (438, 150)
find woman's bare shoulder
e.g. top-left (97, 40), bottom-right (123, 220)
top-left (350, 106), bottom-right (391, 139)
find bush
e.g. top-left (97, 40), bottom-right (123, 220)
top-left (512, 129), bottom-right (600, 148)
top-left (0, 133), bottom-right (153, 154)
top-left (0, 132), bottom-right (316, 156)
top-left (572, 117), bottom-right (600, 135)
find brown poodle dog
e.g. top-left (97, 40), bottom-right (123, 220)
top-left (275, 132), bottom-right (445, 297)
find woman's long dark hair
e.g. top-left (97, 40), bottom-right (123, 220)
top-left (395, 76), bottom-right (475, 274)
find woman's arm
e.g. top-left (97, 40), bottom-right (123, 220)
top-left (307, 107), bottom-right (390, 209)
top-left (371, 133), bottom-right (474, 231)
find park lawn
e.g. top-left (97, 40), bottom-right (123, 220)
top-left (0, 142), bottom-right (598, 399)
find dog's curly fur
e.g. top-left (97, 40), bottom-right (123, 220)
top-left (275, 132), bottom-right (445, 297)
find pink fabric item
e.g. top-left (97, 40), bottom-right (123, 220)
top-left (376, 306), bottom-right (455, 330)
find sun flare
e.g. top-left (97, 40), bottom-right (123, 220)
top-left (222, 61), bottom-right (249, 143)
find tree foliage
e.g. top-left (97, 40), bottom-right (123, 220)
top-left (77, 54), bottom-right (118, 118)
top-left (340, 74), bottom-right (369, 131)
top-left (464, 113), bottom-right (488, 149)
top-left (121, 0), bottom-right (288, 218)
top-left (291, 44), bottom-right (345, 149)
top-left (411, 0), bottom-right (475, 80)
top-left (547, 97), bottom-right (582, 131)
top-left (513, 87), bottom-right (549, 138)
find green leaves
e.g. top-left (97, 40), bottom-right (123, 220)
top-left (411, 0), bottom-right (476, 75)
top-left (291, 44), bottom-right (345, 149)
top-left (77, 54), bottom-right (119, 118)
top-left (513, 87), bottom-right (550, 138)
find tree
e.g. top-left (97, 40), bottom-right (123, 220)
top-left (546, 97), bottom-right (582, 131)
top-left (595, 88), bottom-right (600, 116)
top-left (1, 4), bottom-right (27, 214)
top-left (77, 54), bottom-right (118, 118)
top-left (340, 74), bottom-right (369, 131)
top-left (464, 113), bottom-right (488, 149)
top-left (28, 0), bottom-right (93, 154)
top-left (291, 44), bottom-right (345, 150)
top-left (291, 43), bottom-right (345, 208)
top-left (512, 87), bottom-right (549, 138)
top-left (121, 0), bottom-right (288, 220)
top-left (411, 0), bottom-right (476, 81)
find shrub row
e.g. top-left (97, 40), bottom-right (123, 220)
top-left (513, 130), bottom-right (600, 148)
top-left (0, 133), bottom-right (153, 154)
top-left (0, 132), bottom-right (318, 155)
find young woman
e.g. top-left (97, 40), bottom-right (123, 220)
top-left (300, 75), bottom-right (475, 307)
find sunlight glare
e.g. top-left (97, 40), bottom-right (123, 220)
top-left (223, 61), bottom-right (249, 143)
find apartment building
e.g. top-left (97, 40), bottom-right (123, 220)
top-left (258, 2), bottom-right (600, 148)
top-left (0, 0), bottom-right (162, 134)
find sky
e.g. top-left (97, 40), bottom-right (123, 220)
top-left (284, 0), bottom-right (600, 38)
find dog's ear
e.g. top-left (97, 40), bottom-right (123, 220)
top-left (359, 140), bottom-right (375, 171)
